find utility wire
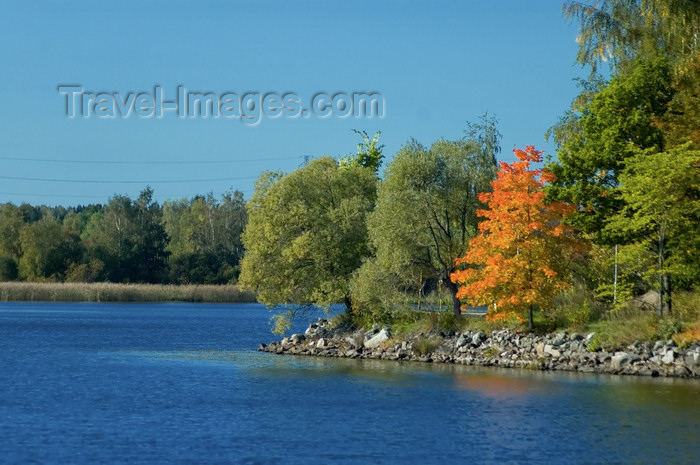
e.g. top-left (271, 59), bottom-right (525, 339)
top-left (0, 156), bottom-right (302, 165)
top-left (0, 175), bottom-right (258, 184)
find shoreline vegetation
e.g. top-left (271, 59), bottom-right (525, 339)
top-left (0, 282), bottom-right (256, 303)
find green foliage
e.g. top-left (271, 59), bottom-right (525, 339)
top-left (18, 216), bottom-right (81, 281)
top-left (547, 56), bottom-right (673, 240)
top-left (239, 157), bottom-right (377, 310)
top-left (163, 190), bottom-right (247, 284)
top-left (64, 259), bottom-right (104, 283)
top-left (660, 55), bottom-right (700, 150)
top-left (0, 203), bottom-right (24, 263)
top-left (564, 0), bottom-right (700, 75)
top-left (548, 284), bottom-right (603, 330)
top-left (338, 130), bottom-right (384, 173)
top-left (655, 318), bottom-right (685, 340)
top-left (605, 147), bottom-right (700, 315)
top-left (83, 188), bottom-right (170, 283)
top-left (349, 257), bottom-right (415, 326)
top-left (271, 310), bottom-right (294, 335)
top-left (412, 337), bottom-right (440, 356)
top-left (0, 256), bottom-right (18, 281)
top-left (586, 333), bottom-right (601, 352)
top-left (356, 118), bottom-right (500, 319)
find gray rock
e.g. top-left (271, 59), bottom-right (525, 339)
top-left (364, 328), bottom-right (390, 349)
top-left (291, 334), bottom-right (306, 344)
top-left (684, 352), bottom-right (699, 368)
top-left (472, 331), bottom-right (487, 346)
top-left (316, 338), bottom-right (327, 349)
top-left (611, 352), bottom-right (639, 369)
top-left (535, 342), bottom-right (545, 357)
top-left (662, 349), bottom-right (676, 365)
top-left (552, 332), bottom-right (567, 346)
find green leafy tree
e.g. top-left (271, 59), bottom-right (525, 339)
top-left (163, 190), bottom-right (246, 284)
top-left (605, 147), bottom-right (700, 316)
top-left (339, 130), bottom-right (384, 173)
top-left (0, 203), bottom-right (25, 279)
top-left (659, 54), bottom-right (700, 150)
top-left (564, 0), bottom-right (700, 75)
top-left (354, 118), bottom-right (500, 318)
top-left (85, 188), bottom-right (169, 283)
top-left (547, 56), bottom-right (673, 240)
top-left (239, 157), bottom-right (377, 328)
top-left (18, 215), bottom-right (81, 281)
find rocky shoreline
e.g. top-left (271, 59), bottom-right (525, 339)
top-left (259, 319), bottom-right (700, 378)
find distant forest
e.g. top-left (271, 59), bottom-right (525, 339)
top-left (0, 187), bottom-right (247, 285)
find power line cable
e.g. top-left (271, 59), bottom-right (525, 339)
top-left (0, 156), bottom-right (302, 165)
top-left (0, 175), bottom-right (258, 184)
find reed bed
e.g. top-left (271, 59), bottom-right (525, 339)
top-left (0, 282), bottom-right (257, 303)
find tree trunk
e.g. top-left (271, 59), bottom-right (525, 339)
top-left (444, 279), bottom-right (462, 318)
top-left (657, 229), bottom-right (669, 318)
top-left (662, 273), bottom-right (672, 316)
top-left (528, 303), bottom-right (534, 332)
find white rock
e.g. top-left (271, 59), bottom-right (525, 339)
top-left (364, 329), bottom-right (390, 349)
top-left (662, 349), bottom-right (676, 364)
top-left (611, 352), bottom-right (637, 369)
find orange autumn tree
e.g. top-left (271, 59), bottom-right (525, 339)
top-left (450, 146), bottom-right (584, 331)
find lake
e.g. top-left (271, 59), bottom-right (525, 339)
top-left (0, 302), bottom-right (698, 464)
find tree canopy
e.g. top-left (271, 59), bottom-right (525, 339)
top-left (352, 117), bottom-right (500, 318)
top-left (564, 0), bottom-right (700, 74)
top-left (239, 156), bottom-right (378, 327)
top-left (547, 56), bottom-right (673, 240)
top-left (451, 146), bottom-right (586, 330)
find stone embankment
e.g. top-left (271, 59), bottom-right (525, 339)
top-left (259, 319), bottom-right (700, 378)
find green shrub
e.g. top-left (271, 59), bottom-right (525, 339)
top-left (586, 333), bottom-right (601, 352)
top-left (548, 283), bottom-right (603, 329)
top-left (656, 318), bottom-right (685, 341)
top-left (412, 337), bottom-right (440, 356)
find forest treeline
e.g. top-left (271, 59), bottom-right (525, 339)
top-left (0, 188), bottom-right (246, 285)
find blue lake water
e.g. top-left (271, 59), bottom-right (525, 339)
top-left (0, 302), bottom-right (698, 464)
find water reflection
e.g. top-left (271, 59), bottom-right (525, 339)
top-left (453, 372), bottom-right (544, 398)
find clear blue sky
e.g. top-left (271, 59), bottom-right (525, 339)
top-left (0, 0), bottom-right (586, 206)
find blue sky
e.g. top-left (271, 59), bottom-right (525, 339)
top-left (0, 0), bottom-right (586, 206)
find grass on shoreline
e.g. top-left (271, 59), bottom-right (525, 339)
top-left (0, 282), bottom-right (257, 303)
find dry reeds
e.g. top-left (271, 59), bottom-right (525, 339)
top-left (0, 282), bottom-right (257, 303)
